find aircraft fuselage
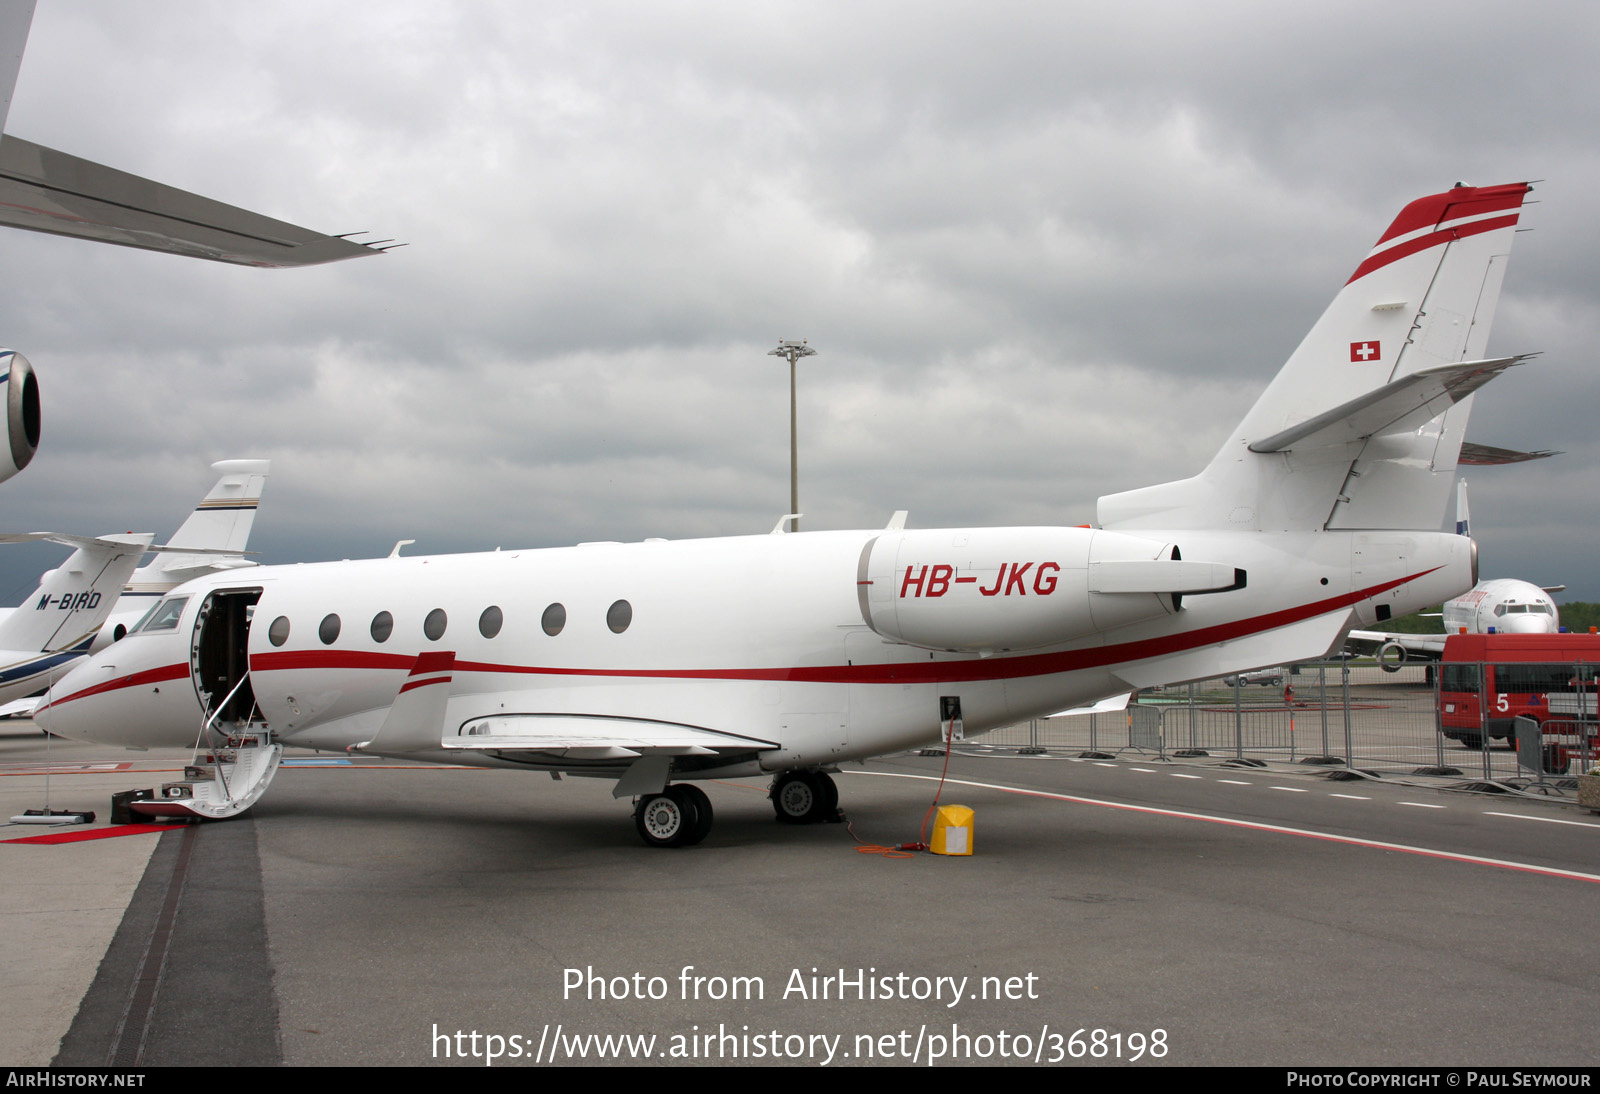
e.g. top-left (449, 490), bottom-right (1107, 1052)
top-left (38, 525), bottom-right (1473, 770)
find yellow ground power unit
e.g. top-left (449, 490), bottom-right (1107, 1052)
top-left (930, 805), bottom-right (974, 856)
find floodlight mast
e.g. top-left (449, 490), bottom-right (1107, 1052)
top-left (767, 339), bottom-right (816, 532)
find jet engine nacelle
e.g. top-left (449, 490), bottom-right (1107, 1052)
top-left (0, 351), bottom-right (40, 484)
top-left (1376, 641), bottom-right (1408, 672)
top-left (856, 526), bottom-right (1244, 652)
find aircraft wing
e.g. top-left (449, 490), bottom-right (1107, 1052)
top-left (0, 135), bottom-right (389, 267)
top-left (1344, 629), bottom-right (1447, 661)
top-left (443, 714), bottom-right (780, 760)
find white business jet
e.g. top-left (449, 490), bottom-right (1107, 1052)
top-left (38, 182), bottom-right (1541, 847)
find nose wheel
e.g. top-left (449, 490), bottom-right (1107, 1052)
top-left (633, 783), bottom-right (714, 848)
top-left (770, 770), bottom-right (839, 824)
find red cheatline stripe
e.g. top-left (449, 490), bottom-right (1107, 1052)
top-left (34, 661), bottom-right (191, 714)
top-left (1347, 214), bottom-right (1520, 285)
top-left (398, 675), bottom-right (452, 694)
top-left (53, 566), bottom-right (1438, 706)
top-left (3, 823), bottom-right (178, 845)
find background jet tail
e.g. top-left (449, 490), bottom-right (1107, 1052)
top-left (1455, 479), bottom-right (1470, 536)
top-left (126, 459), bottom-right (269, 592)
top-left (1099, 182), bottom-right (1533, 534)
top-left (0, 1), bottom-right (34, 140)
top-left (0, 532), bottom-right (153, 654)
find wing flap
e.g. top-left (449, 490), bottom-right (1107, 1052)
top-left (444, 714), bottom-right (778, 757)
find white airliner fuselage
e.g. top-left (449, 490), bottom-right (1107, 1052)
top-left (1442, 578), bottom-right (1559, 635)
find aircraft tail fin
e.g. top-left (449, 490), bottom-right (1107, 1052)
top-left (126, 459), bottom-right (269, 593)
top-left (0, 2), bottom-right (34, 140)
top-left (1099, 182), bottom-right (1533, 534)
top-left (1455, 479), bottom-right (1470, 537)
top-left (0, 533), bottom-right (153, 654)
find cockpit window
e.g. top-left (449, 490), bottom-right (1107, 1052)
top-left (137, 597), bottom-right (189, 633)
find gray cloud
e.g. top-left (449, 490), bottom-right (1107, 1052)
top-left (0, 0), bottom-right (1594, 602)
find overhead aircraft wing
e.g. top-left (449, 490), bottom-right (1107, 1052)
top-left (1458, 442), bottom-right (1560, 465)
top-left (1344, 629), bottom-right (1447, 661)
top-left (1249, 356), bottom-right (1533, 454)
top-left (0, 135), bottom-right (391, 267)
top-left (444, 714), bottom-right (780, 760)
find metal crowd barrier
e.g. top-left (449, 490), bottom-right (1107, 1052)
top-left (976, 659), bottom-right (1593, 796)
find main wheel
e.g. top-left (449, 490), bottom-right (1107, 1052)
top-left (634, 790), bottom-right (696, 847)
top-left (771, 771), bottom-right (825, 824)
top-left (676, 784), bottom-right (714, 845)
top-left (817, 772), bottom-right (839, 821)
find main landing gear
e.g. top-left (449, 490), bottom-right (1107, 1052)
top-left (630, 770), bottom-right (841, 847)
top-left (633, 784), bottom-right (713, 848)
top-left (769, 770), bottom-right (840, 825)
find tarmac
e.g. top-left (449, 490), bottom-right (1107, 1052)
top-left (3, 718), bottom-right (1597, 1067)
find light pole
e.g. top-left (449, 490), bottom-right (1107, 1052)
top-left (767, 339), bottom-right (815, 532)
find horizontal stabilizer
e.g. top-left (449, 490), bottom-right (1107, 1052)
top-left (1249, 356), bottom-right (1531, 454)
top-left (0, 695), bottom-right (40, 718)
top-left (1459, 442), bottom-right (1560, 465)
top-left (0, 135), bottom-right (388, 267)
top-left (445, 714), bottom-right (778, 758)
top-left (1048, 692), bottom-right (1132, 718)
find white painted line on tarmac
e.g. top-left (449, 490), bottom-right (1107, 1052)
top-left (1269, 786), bottom-right (1308, 793)
top-left (1330, 794), bottom-right (1371, 800)
top-left (1484, 811), bottom-right (1600, 830)
top-left (1218, 779), bottom-right (1252, 785)
top-left (848, 770), bottom-right (1600, 885)
top-left (1093, 763), bottom-right (1117, 768)
top-left (1130, 767), bottom-right (1156, 773)
top-left (1170, 773), bottom-right (1203, 780)
top-left (1398, 802), bottom-right (1445, 809)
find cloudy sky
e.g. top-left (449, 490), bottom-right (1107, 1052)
top-left (0, 0), bottom-right (1596, 605)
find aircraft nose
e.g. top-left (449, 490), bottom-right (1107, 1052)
top-left (1499, 615), bottom-right (1555, 635)
top-left (34, 660), bottom-right (102, 741)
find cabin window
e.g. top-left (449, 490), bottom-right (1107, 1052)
top-left (424, 608), bottom-right (448, 641)
top-left (268, 616), bottom-right (291, 646)
top-left (607, 599), bottom-right (632, 634)
top-left (542, 603), bottom-right (565, 636)
top-left (319, 613), bottom-right (341, 645)
top-left (370, 611), bottom-right (393, 643)
top-left (479, 605), bottom-right (503, 639)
